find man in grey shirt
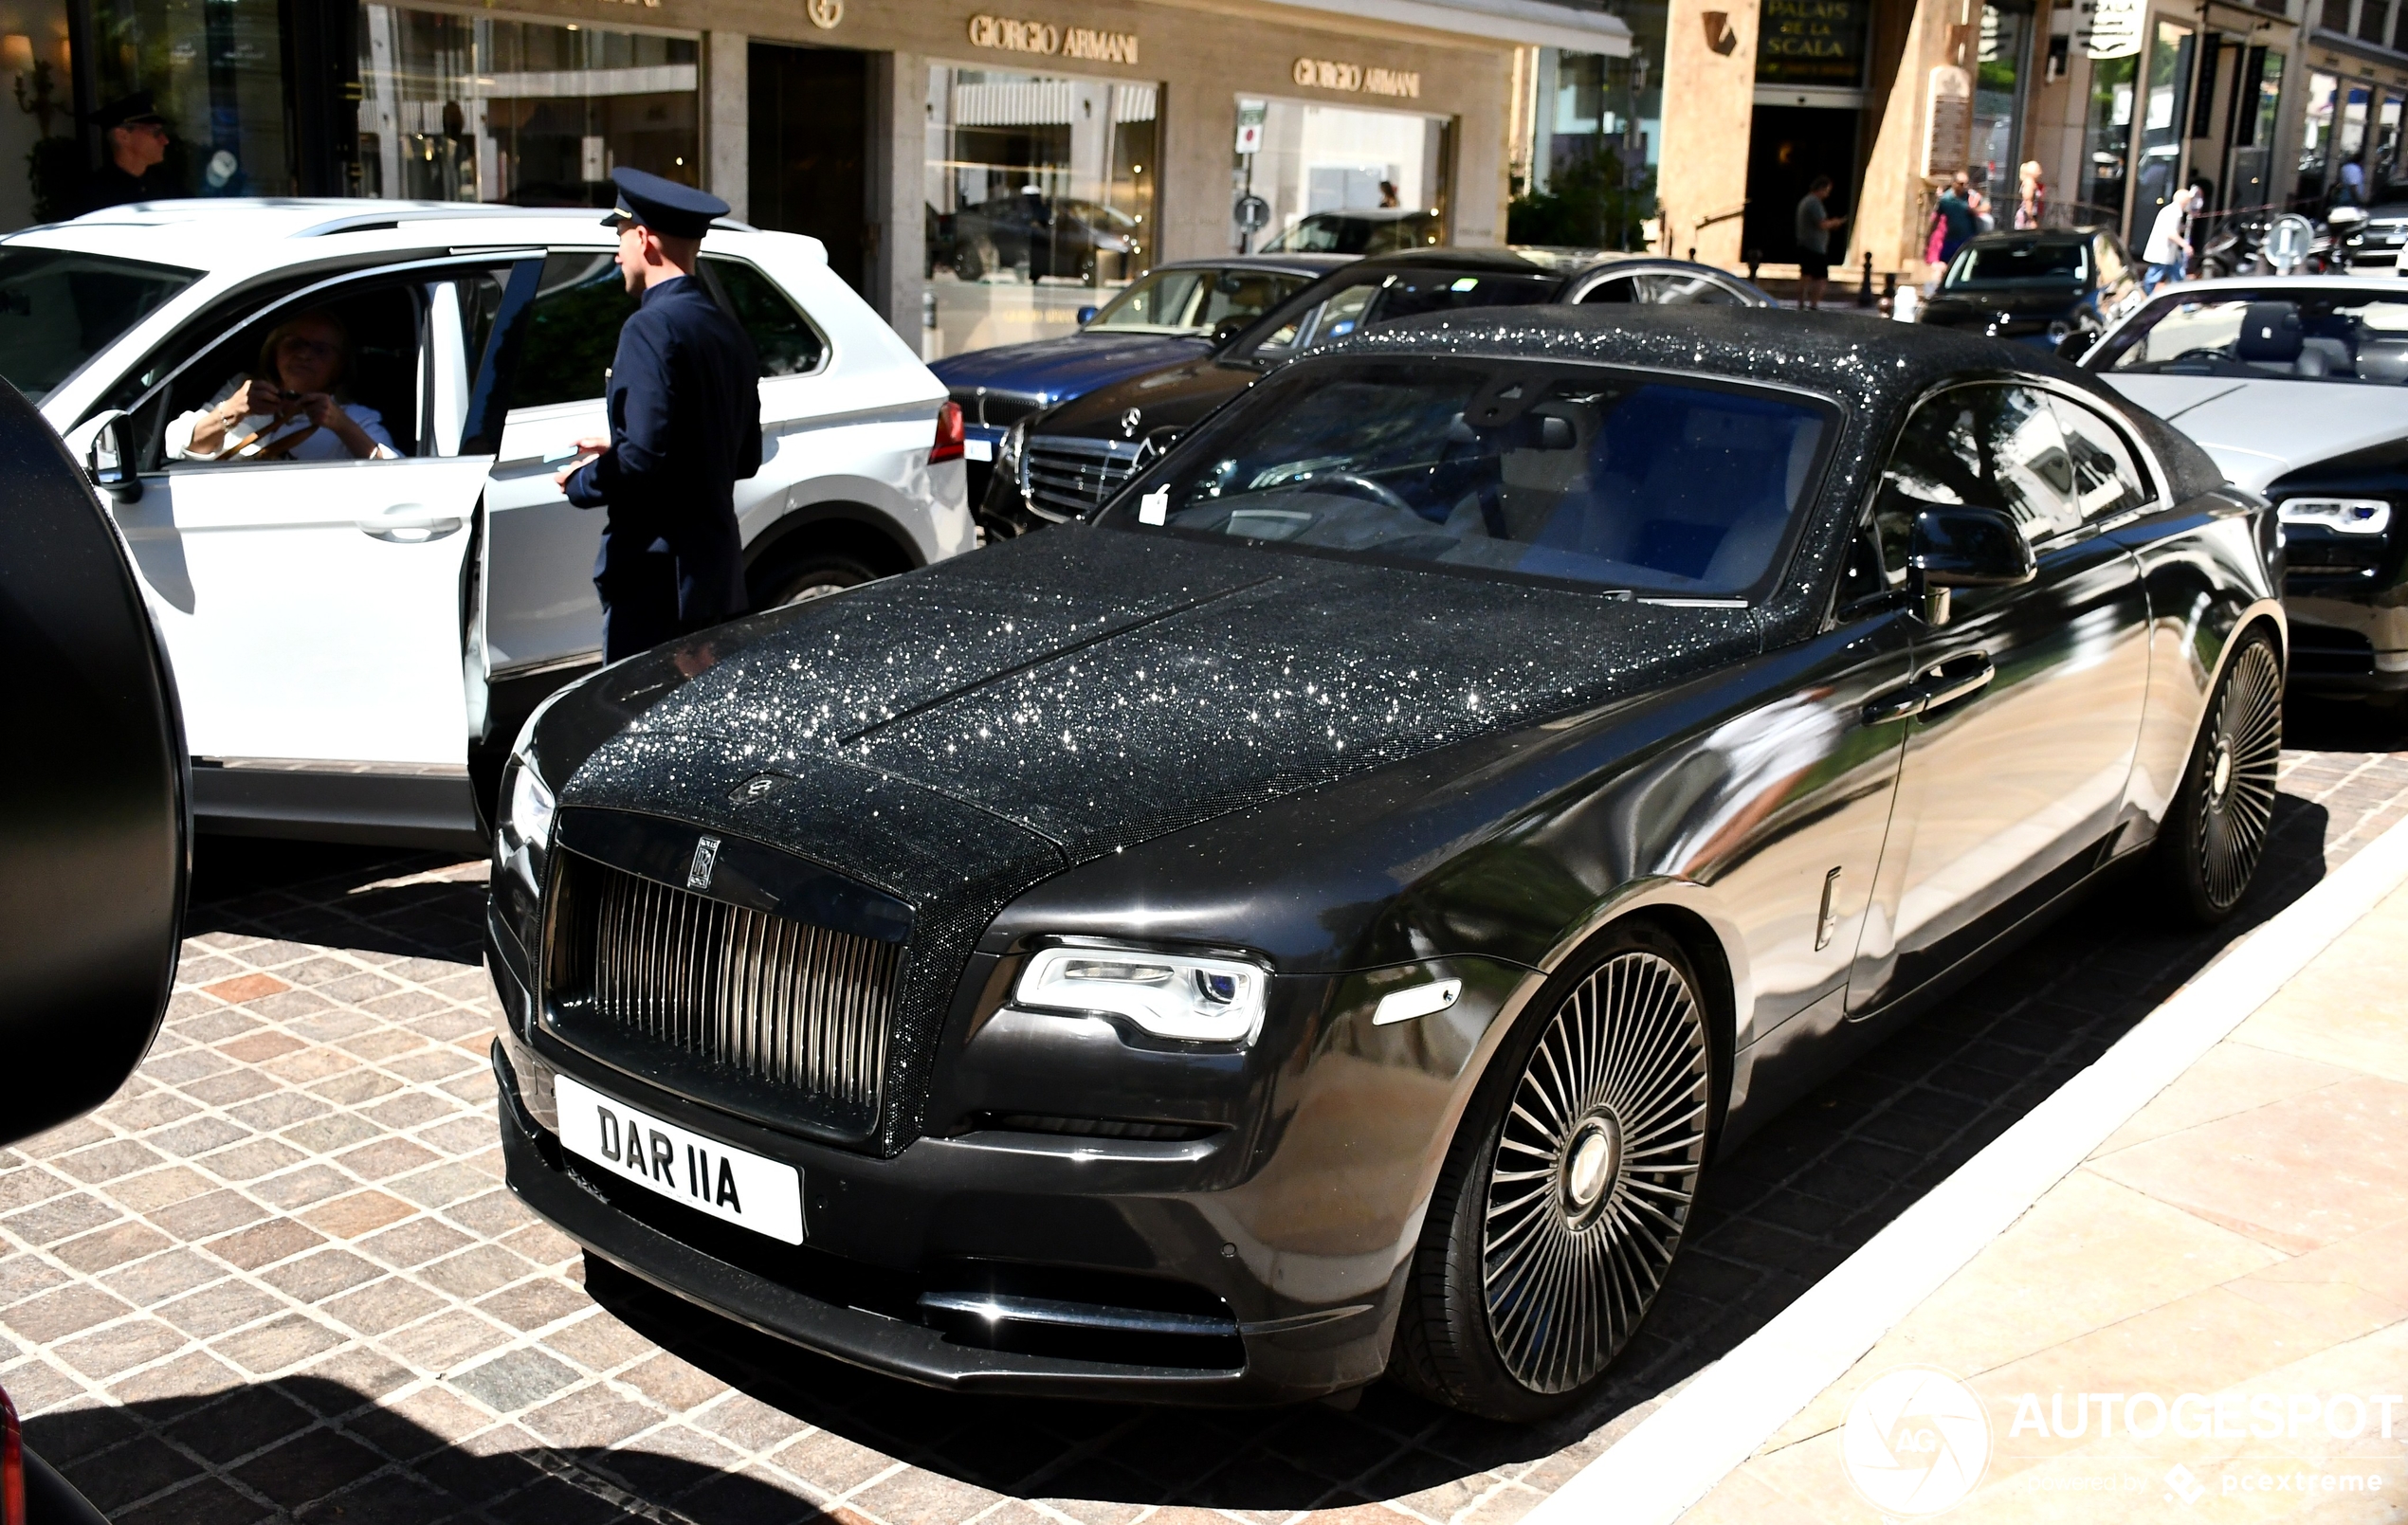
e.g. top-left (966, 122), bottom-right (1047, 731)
top-left (1795, 174), bottom-right (1847, 308)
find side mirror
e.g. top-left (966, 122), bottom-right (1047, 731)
top-left (1210, 314), bottom-right (1252, 346)
top-left (1075, 304), bottom-right (1099, 325)
top-left (85, 409), bottom-right (142, 504)
top-left (1910, 500), bottom-right (2036, 592)
top-left (2054, 329), bottom-right (2097, 363)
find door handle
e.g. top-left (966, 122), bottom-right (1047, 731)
top-left (1861, 653), bottom-right (1996, 726)
top-left (1917, 653), bottom-right (1995, 712)
top-left (358, 503), bottom-right (465, 543)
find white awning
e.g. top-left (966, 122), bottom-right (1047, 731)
top-left (1264, 0), bottom-right (1631, 56)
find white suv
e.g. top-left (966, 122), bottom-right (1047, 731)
top-left (3, 199), bottom-right (972, 850)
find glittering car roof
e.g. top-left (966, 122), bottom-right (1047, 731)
top-left (1321, 303), bottom-right (2110, 410)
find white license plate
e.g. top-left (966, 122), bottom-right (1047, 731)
top-left (554, 1074), bottom-right (805, 1244)
top-left (965, 437), bottom-right (995, 463)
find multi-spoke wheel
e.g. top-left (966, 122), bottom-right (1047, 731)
top-left (2155, 629), bottom-right (2282, 924)
top-left (1392, 922), bottom-right (1714, 1420)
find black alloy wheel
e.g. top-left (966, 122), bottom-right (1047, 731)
top-left (2156, 630), bottom-right (2283, 923)
top-left (1392, 921), bottom-right (1714, 1420)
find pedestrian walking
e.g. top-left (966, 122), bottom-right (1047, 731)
top-left (1794, 174), bottom-right (1848, 309)
top-left (2335, 159), bottom-right (2366, 209)
top-left (81, 92), bottom-right (176, 212)
top-left (1935, 172), bottom-right (1980, 266)
top-left (2141, 185), bottom-right (2196, 293)
top-left (556, 167), bottom-right (761, 663)
top-left (2015, 160), bottom-right (2046, 229)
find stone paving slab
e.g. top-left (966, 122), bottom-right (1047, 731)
top-left (2, 711), bottom-right (2403, 1525)
top-left (1684, 877), bottom-right (2408, 1523)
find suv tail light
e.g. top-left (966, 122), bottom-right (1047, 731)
top-left (3, 1385), bottom-right (23, 1525)
top-left (931, 400), bottom-right (965, 464)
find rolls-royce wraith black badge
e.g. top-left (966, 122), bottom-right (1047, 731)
top-left (486, 310), bottom-right (2283, 1419)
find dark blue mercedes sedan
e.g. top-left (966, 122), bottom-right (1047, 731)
top-left (932, 253), bottom-right (1350, 507)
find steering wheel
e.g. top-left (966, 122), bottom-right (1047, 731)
top-left (1308, 471), bottom-right (1416, 514)
top-left (2170, 347), bottom-right (2234, 366)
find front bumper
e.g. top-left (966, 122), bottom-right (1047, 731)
top-left (486, 916), bottom-right (1408, 1404)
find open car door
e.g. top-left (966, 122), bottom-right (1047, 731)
top-left (100, 258), bottom-right (519, 850)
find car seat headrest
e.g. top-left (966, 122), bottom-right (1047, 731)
top-left (2235, 302), bottom-right (2303, 362)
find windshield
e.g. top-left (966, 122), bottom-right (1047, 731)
top-left (1247, 268), bottom-right (1560, 355)
top-left (2096, 291), bottom-right (2408, 383)
top-left (0, 247), bottom-right (199, 401)
top-left (1107, 357), bottom-right (1831, 597)
top-left (1262, 211), bottom-right (1441, 255)
top-left (1944, 239), bottom-right (2088, 288)
top-left (1085, 267), bottom-right (1311, 336)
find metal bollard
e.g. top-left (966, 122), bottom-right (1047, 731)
top-left (1856, 251), bottom-right (1876, 307)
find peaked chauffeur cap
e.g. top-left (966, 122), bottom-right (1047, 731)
top-left (89, 92), bottom-right (168, 131)
top-left (602, 167), bottom-right (728, 239)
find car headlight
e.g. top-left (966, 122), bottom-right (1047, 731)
top-left (1014, 943), bottom-right (1268, 1044)
top-left (493, 684), bottom-right (574, 917)
top-left (2278, 497), bottom-right (2392, 535)
top-left (501, 757), bottom-right (556, 856)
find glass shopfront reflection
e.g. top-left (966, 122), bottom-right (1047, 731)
top-left (2130, 20), bottom-right (2193, 232)
top-left (1239, 98), bottom-right (1451, 254)
top-left (352, 9), bottom-right (700, 206)
top-left (92, 0), bottom-right (293, 196)
top-left (922, 64), bottom-right (1159, 359)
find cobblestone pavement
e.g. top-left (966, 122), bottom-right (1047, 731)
top-left (2, 704), bottom-right (2403, 1525)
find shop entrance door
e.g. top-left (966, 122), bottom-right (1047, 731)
top-left (1742, 106), bottom-right (1859, 270)
top-left (749, 43), bottom-right (868, 293)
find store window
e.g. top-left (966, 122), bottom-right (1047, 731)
top-left (2225, 47), bottom-right (2284, 209)
top-left (2374, 92), bottom-right (2401, 199)
top-left (2130, 21), bottom-right (2194, 231)
top-left (1512, 43), bottom-right (1660, 249)
top-left (93, 0), bottom-right (294, 196)
top-left (2078, 52), bottom-right (2138, 226)
top-left (352, 10), bottom-right (701, 205)
top-left (2297, 71), bottom-right (2338, 203)
top-left (1236, 99), bottom-right (1452, 254)
top-left (2337, 82), bottom-right (2371, 199)
top-left (922, 64), bottom-right (1159, 359)
top-left (1971, 1), bottom-right (2031, 198)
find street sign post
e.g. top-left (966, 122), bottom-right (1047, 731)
top-left (1235, 98), bottom-right (1266, 156)
top-left (2267, 214), bottom-right (2315, 274)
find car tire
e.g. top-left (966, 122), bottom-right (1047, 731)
top-left (752, 550), bottom-right (880, 609)
top-left (2151, 629), bottom-right (2283, 925)
top-left (1390, 920), bottom-right (1715, 1421)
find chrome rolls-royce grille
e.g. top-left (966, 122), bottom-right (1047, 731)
top-left (546, 854), bottom-right (899, 1138)
top-left (1021, 436), bottom-right (1140, 518)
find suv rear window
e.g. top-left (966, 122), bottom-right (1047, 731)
top-left (506, 250), bottom-right (825, 411)
top-left (0, 247), bottom-right (199, 401)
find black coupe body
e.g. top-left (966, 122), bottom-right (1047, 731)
top-left (487, 309), bottom-right (2283, 1418)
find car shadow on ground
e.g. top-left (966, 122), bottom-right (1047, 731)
top-left (186, 840), bottom-right (488, 966)
top-left (21, 1374), bottom-right (839, 1525)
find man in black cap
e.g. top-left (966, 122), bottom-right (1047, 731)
top-left (83, 93), bottom-right (177, 212)
top-left (556, 167), bottom-right (760, 663)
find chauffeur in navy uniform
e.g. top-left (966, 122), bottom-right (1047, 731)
top-left (556, 168), bottom-right (761, 663)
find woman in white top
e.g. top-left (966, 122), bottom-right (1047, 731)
top-left (168, 309), bottom-right (399, 463)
